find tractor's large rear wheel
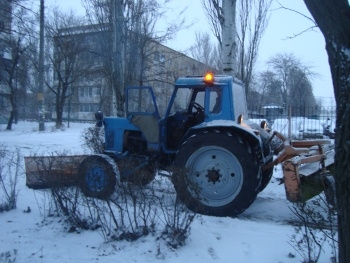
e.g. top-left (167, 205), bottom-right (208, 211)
top-left (260, 157), bottom-right (274, 191)
top-left (173, 131), bottom-right (261, 217)
top-left (78, 154), bottom-right (119, 198)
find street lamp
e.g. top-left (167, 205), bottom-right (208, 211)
top-left (38, 0), bottom-right (45, 131)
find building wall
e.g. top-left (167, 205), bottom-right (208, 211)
top-left (143, 42), bottom-right (210, 116)
top-left (53, 25), bottom-right (211, 120)
top-left (0, 0), bottom-right (12, 120)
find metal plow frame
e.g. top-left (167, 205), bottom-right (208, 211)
top-left (262, 131), bottom-right (335, 203)
top-left (24, 155), bottom-right (86, 189)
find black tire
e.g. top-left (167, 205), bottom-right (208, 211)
top-left (250, 121), bottom-right (273, 191)
top-left (260, 157), bottom-right (274, 191)
top-left (78, 154), bottom-right (118, 198)
top-left (173, 131), bottom-right (261, 217)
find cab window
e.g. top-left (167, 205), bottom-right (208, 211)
top-left (209, 88), bottom-right (222, 114)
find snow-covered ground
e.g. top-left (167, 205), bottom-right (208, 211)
top-left (0, 121), bottom-right (335, 263)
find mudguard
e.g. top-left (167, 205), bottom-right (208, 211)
top-left (181, 119), bottom-right (265, 161)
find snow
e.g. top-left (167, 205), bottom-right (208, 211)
top-left (262, 105), bottom-right (283, 109)
top-left (0, 121), bottom-right (335, 263)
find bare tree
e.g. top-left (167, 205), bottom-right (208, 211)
top-left (201, 0), bottom-right (271, 83)
top-left (82, 0), bottom-right (186, 116)
top-left (267, 53), bottom-right (316, 108)
top-left (45, 9), bottom-right (91, 128)
top-left (287, 66), bottom-right (317, 115)
top-left (249, 70), bottom-right (282, 109)
top-left (201, 0), bottom-right (222, 45)
top-left (302, 1), bottom-right (350, 262)
top-left (237, 0), bottom-right (271, 96)
top-left (81, 0), bottom-right (126, 116)
top-left (0, 1), bottom-right (37, 129)
top-left (189, 31), bottom-right (217, 67)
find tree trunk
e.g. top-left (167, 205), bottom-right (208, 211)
top-left (303, 1), bottom-right (350, 262)
top-left (56, 108), bottom-right (63, 129)
top-left (113, 0), bottom-right (125, 116)
top-left (6, 111), bottom-right (14, 130)
top-left (55, 91), bottom-right (65, 129)
top-left (221, 0), bottom-right (237, 77)
top-left (38, 0), bottom-right (45, 131)
top-left (6, 96), bottom-right (18, 130)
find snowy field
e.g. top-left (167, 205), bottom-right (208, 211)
top-left (0, 121), bottom-right (335, 263)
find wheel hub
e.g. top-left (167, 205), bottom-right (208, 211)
top-left (185, 146), bottom-right (244, 207)
top-left (206, 168), bottom-right (221, 184)
top-left (86, 166), bottom-right (106, 191)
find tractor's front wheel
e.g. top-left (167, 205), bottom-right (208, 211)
top-left (78, 154), bottom-right (118, 198)
top-left (173, 131), bottom-right (261, 217)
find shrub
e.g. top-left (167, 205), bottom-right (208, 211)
top-left (288, 194), bottom-right (338, 263)
top-left (80, 126), bottom-right (104, 154)
top-left (0, 145), bottom-right (21, 213)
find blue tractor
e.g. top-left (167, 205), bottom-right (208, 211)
top-left (78, 73), bottom-right (274, 217)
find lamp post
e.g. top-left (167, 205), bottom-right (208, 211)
top-left (38, 0), bottom-right (45, 131)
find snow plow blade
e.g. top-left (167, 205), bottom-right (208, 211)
top-left (24, 155), bottom-right (86, 189)
top-left (282, 148), bottom-right (334, 203)
top-left (262, 131), bottom-right (335, 204)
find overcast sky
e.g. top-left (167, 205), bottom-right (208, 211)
top-left (47, 0), bottom-right (335, 105)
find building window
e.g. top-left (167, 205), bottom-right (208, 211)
top-left (79, 103), bottom-right (98, 112)
top-left (80, 87), bottom-right (93, 97)
top-left (154, 51), bottom-right (159, 61)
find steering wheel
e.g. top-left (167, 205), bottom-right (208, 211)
top-left (191, 102), bottom-right (204, 113)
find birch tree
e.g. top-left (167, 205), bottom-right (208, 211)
top-left (221, 0), bottom-right (237, 76)
top-left (201, 0), bottom-right (271, 87)
top-left (201, 0), bottom-right (237, 76)
top-left (302, 1), bottom-right (350, 262)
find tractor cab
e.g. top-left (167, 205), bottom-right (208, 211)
top-left (162, 72), bottom-right (248, 151)
top-left (101, 73), bottom-right (250, 156)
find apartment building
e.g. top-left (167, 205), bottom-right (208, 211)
top-left (0, 0), bottom-right (12, 123)
top-left (54, 24), bottom-right (211, 120)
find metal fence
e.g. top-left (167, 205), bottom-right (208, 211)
top-left (19, 106), bottom-right (337, 140)
top-left (248, 106), bottom-right (336, 140)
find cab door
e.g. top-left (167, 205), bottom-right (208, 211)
top-left (126, 87), bottom-right (160, 144)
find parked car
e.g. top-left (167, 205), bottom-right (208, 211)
top-left (271, 117), bottom-right (304, 139)
top-left (299, 118), bottom-right (324, 139)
